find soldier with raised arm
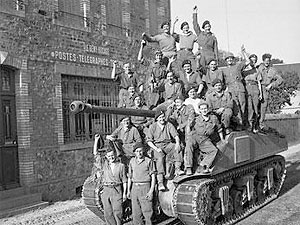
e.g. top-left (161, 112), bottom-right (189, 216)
top-left (192, 6), bottom-right (218, 72)
top-left (257, 53), bottom-right (283, 132)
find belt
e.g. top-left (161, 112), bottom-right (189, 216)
top-left (133, 182), bottom-right (151, 186)
top-left (180, 48), bottom-right (192, 51)
top-left (246, 80), bottom-right (258, 85)
top-left (103, 182), bottom-right (122, 187)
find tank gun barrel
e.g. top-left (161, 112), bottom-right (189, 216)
top-left (70, 101), bottom-right (156, 118)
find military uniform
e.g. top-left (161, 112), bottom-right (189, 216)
top-left (111, 125), bottom-right (142, 157)
top-left (128, 157), bottom-right (156, 225)
top-left (184, 114), bottom-right (220, 170)
top-left (101, 160), bottom-right (127, 225)
top-left (146, 122), bottom-right (182, 182)
top-left (202, 69), bottom-right (225, 95)
top-left (206, 90), bottom-right (233, 129)
top-left (142, 60), bottom-right (167, 108)
top-left (257, 64), bottom-right (283, 128)
top-left (118, 93), bottom-right (136, 108)
top-left (166, 104), bottom-right (195, 142)
top-left (222, 62), bottom-right (246, 125)
top-left (114, 72), bottom-right (140, 100)
top-left (178, 70), bottom-right (203, 94)
top-left (242, 64), bottom-right (262, 127)
top-left (192, 13), bottom-right (218, 70)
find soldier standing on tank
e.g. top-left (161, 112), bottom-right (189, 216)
top-left (202, 58), bottom-right (225, 96)
top-left (118, 85), bottom-right (137, 108)
top-left (166, 95), bottom-right (195, 144)
top-left (206, 79), bottom-right (233, 135)
top-left (101, 147), bottom-right (127, 225)
top-left (257, 53), bottom-right (283, 132)
top-left (146, 110), bottom-right (184, 191)
top-left (106, 116), bottom-right (142, 161)
top-left (142, 21), bottom-right (177, 60)
top-left (192, 6), bottom-right (219, 72)
top-left (127, 142), bottom-right (156, 225)
top-left (172, 18), bottom-right (198, 71)
top-left (241, 51), bottom-right (263, 133)
top-left (184, 101), bottom-right (224, 176)
top-left (221, 50), bottom-right (247, 128)
top-left (138, 40), bottom-right (174, 109)
top-left (111, 61), bottom-right (141, 102)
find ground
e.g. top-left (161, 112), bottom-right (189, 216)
top-left (1, 144), bottom-right (300, 225)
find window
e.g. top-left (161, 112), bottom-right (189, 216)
top-left (0, 0), bottom-right (25, 15)
top-left (57, 0), bottom-right (90, 30)
top-left (62, 75), bottom-right (120, 143)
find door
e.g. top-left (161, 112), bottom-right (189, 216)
top-left (0, 66), bottom-right (19, 190)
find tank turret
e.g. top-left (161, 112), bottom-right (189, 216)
top-left (71, 101), bottom-right (287, 225)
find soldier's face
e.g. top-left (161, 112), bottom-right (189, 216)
top-left (209, 61), bottom-right (217, 71)
top-left (188, 89), bottom-right (196, 98)
top-left (250, 56), bottom-right (257, 65)
top-left (134, 147), bottom-right (144, 159)
top-left (226, 57), bottom-right (234, 65)
top-left (123, 63), bottom-right (131, 74)
top-left (121, 117), bottom-right (130, 128)
top-left (157, 114), bottom-right (166, 124)
top-left (263, 58), bottom-right (271, 67)
top-left (199, 104), bottom-right (209, 116)
top-left (182, 25), bottom-right (189, 34)
top-left (155, 53), bottom-right (162, 62)
top-left (204, 24), bottom-right (211, 32)
top-left (167, 72), bottom-right (174, 83)
top-left (162, 24), bottom-right (170, 33)
top-left (128, 86), bottom-right (135, 95)
top-left (214, 83), bottom-right (222, 92)
top-left (134, 97), bottom-right (141, 106)
top-left (175, 99), bottom-right (184, 109)
top-left (106, 151), bottom-right (116, 163)
top-left (183, 64), bottom-right (192, 73)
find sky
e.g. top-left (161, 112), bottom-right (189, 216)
top-left (171, 0), bottom-right (300, 64)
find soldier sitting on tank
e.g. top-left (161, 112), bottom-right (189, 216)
top-left (146, 110), bottom-right (185, 191)
top-left (206, 78), bottom-right (233, 135)
top-left (184, 85), bottom-right (202, 116)
top-left (127, 142), bottom-right (156, 225)
top-left (154, 70), bottom-right (183, 112)
top-left (166, 95), bottom-right (195, 144)
top-left (184, 101), bottom-right (224, 175)
top-left (138, 40), bottom-right (173, 109)
top-left (106, 116), bottom-right (142, 164)
top-left (100, 144), bottom-right (128, 225)
top-left (118, 85), bottom-right (137, 108)
top-left (111, 60), bottom-right (141, 101)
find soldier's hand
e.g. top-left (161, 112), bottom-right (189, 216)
top-left (146, 191), bottom-right (153, 200)
top-left (241, 44), bottom-right (245, 52)
top-left (95, 134), bottom-right (101, 140)
top-left (259, 94), bottom-right (263, 101)
top-left (266, 83), bottom-right (272, 91)
top-left (174, 16), bottom-right (179, 23)
top-left (141, 39), bottom-right (147, 46)
top-left (112, 60), bottom-right (117, 65)
top-left (193, 6), bottom-right (198, 12)
top-left (123, 193), bottom-right (127, 202)
top-left (126, 192), bottom-right (131, 200)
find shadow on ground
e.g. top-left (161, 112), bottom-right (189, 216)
top-left (279, 157), bottom-right (300, 196)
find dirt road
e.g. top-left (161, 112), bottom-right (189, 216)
top-left (1, 144), bottom-right (300, 225)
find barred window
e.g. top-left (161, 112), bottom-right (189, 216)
top-left (0, 0), bottom-right (25, 13)
top-left (62, 75), bottom-right (119, 143)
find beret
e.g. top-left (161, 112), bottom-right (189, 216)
top-left (198, 99), bottom-right (209, 107)
top-left (207, 58), bottom-right (217, 65)
top-left (175, 94), bottom-right (185, 101)
top-left (182, 59), bottom-right (192, 67)
top-left (154, 110), bottom-right (165, 121)
top-left (249, 54), bottom-right (258, 60)
top-left (186, 85), bottom-right (196, 94)
top-left (211, 78), bottom-right (222, 87)
top-left (202, 20), bottom-right (210, 29)
top-left (119, 115), bottom-right (131, 123)
top-left (180, 22), bottom-right (189, 30)
top-left (161, 21), bottom-right (170, 29)
top-left (133, 142), bottom-right (144, 152)
top-left (224, 52), bottom-right (235, 60)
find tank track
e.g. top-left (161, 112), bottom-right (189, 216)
top-left (81, 175), bottom-right (105, 221)
top-left (174, 155), bottom-right (286, 225)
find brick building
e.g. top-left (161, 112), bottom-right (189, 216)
top-left (0, 0), bottom-right (170, 201)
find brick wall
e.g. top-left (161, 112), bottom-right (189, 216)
top-left (0, 0), bottom-right (170, 201)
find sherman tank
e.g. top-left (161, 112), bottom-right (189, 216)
top-left (70, 100), bottom-right (287, 225)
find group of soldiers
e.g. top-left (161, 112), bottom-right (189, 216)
top-left (94, 6), bottom-right (283, 225)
